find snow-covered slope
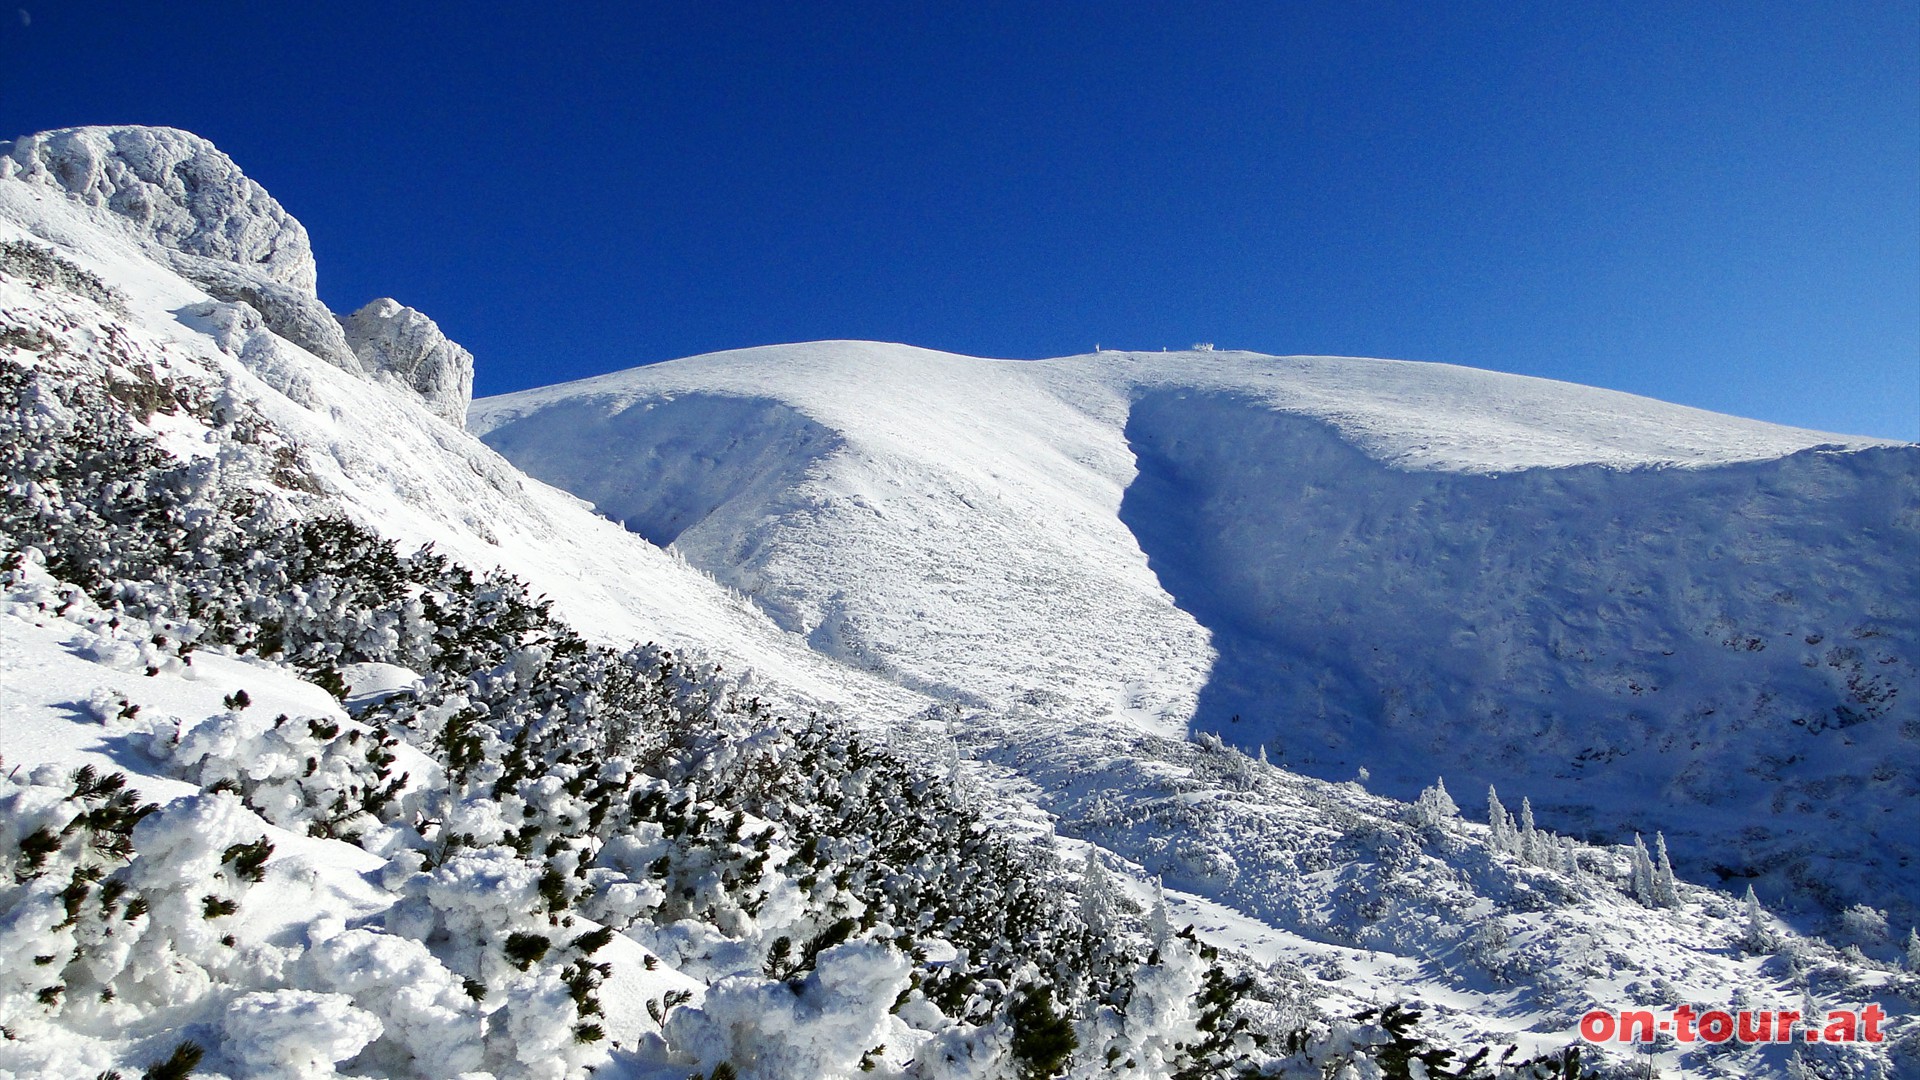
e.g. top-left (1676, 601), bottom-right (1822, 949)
top-left (473, 343), bottom-right (1919, 929)
top-left (0, 127), bottom-right (929, 725)
top-left (4, 125), bottom-right (1916, 1078)
top-left (477, 344), bottom-right (1211, 729)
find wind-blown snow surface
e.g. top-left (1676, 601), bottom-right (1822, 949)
top-left (474, 343), bottom-right (1919, 927)
top-left (4, 125), bottom-right (1916, 1077)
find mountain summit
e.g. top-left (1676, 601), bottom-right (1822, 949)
top-left (0, 125), bottom-right (475, 422)
top-left (1, 125), bottom-right (317, 290)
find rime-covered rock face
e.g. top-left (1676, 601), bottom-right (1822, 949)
top-left (340, 298), bottom-right (475, 425)
top-left (0, 125), bottom-right (361, 372)
top-left (0, 126), bottom-right (494, 414)
top-left (0, 125), bottom-right (316, 291)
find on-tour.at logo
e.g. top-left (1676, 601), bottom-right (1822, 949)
top-left (1579, 1004), bottom-right (1887, 1045)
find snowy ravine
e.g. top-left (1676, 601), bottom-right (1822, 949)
top-left (0, 125), bottom-right (1914, 1079)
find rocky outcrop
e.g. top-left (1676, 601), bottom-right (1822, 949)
top-left (0, 126), bottom-right (313, 288)
top-left (180, 261), bottom-right (358, 369)
top-left (0, 126), bottom-right (360, 372)
top-left (339, 298), bottom-right (475, 425)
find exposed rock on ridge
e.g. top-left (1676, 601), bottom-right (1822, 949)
top-left (0, 125), bottom-right (360, 370)
top-left (340, 298), bottom-right (475, 425)
top-left (1, 125), bottom-right (484, 423)
top-left (0, 125), bottom-right (314, 288)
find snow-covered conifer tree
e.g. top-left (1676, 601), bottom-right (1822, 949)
top-left (1078, 850), bottom-right (1117, 943)
top-left (1630, 834), bottom-right (1654, 905)
top-left (1147, 878), bottom-right (1171, 952)
top-left (1652, 832), bottom-right (1679, 907)
top-left (1112, 929), bottom-right (1205, 1079)
top-left (1486, 787), bottom-right (1513, 854)
top-left (1745, 885), bottom-right (1771, 951)
top-left (1411, 777), bottom-right (1457, 828)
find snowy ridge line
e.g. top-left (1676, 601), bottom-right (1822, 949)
top-left (471, 339), bottom-right (1895, 475)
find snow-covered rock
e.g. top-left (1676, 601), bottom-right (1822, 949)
top-left (0, 125), bottom-right (315, 291)
top-left (0, 125), bottom-right (361, 372)
top-left (340, 297), bottom-right (476, 425)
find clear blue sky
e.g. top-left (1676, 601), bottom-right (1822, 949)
top-left (4, 2), bottom-right (1916, 439)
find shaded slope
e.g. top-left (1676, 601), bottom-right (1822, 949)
top-left (1119, 389), bottom-right (1920, 921)
top-left (478, 392), bottom-right (839, 547)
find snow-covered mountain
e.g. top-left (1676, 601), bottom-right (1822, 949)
top-left (472, 341), bottom-right (1917, 929)
top-left (2, 126), bottom-right (1915, 1079)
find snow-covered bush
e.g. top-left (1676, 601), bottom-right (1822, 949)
top-left (667, 940), bottom-right (911, 1079)
top-left (1836, 904), bottom-right (1891, 951)
top-left (303, 928), bottom-right (486, 1076)
top-left (222, 989), bottom-right (384, 1079)
top-left (0, 239), bottom-right (129, 316)
top-left (160, 707), bottom-right (418, 843)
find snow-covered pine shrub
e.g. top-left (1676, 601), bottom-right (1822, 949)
top-left (0, 351), bottom-right (573, 693)
top-left (0, 770), bottom-right (296, 1075)
top-left (0, 766), bottom-right (158, 1039)
top-left (120, 791), bottom-right (282, 980)
top-left (377, 845), bottom-right (615, 1080)
top-left (0, 357), bottom-right (222, 610)
top-left (1836, 904), bottom-right (1891, 952)
top-left (160, 707), bottom-right (416, 844)
top-left (302, 927), bottom-right (488, 1077)
top-left (0, 240), bottom-right (129, 317)
top-left (220, 989), bottom-right (384, 1079)
top-left (665, 940), bottom-right (913, 1080)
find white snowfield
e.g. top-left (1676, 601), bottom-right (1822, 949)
top-left (3, 125), bottom-right (1915, 1078)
